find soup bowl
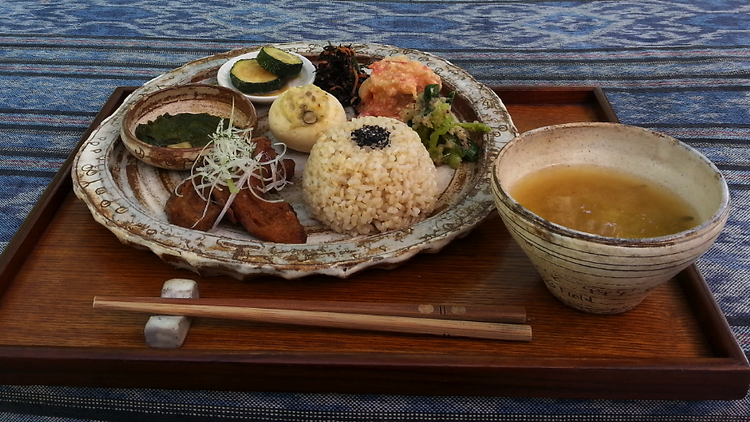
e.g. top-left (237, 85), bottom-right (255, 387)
top-left (491, 122), bottom-right (730, 314)
top-left (121, 84), bottom-right (257, 170)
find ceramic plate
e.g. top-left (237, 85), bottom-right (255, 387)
top-left (71, 42), bottom-right (517, 280)
top-left (216, 51), bottom-right (315, 104)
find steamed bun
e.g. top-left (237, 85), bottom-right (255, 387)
top-left (268, 84), bottom-right (347, 153)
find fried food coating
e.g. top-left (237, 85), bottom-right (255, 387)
top-left (165, 178), bottom-right (222, 232)
top-left (211, 184), bottom-right (306, 244)
top-left (165, 136), bottom-right (306, 244)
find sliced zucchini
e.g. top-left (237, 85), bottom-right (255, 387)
top-left (230, 59), bottom-right (285, 94)
top-left (257, 46), bottom-right (303, 78)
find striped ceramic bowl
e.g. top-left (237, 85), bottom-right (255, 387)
top-left (491, 122), bottom-right (730, 314)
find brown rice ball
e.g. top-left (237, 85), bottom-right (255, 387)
top-left (303, 116), bottom-right (438, 235)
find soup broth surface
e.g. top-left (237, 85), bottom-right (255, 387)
top-left (509, 165), bottom-right (699, 238)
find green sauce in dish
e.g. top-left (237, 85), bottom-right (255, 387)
top-left (135, 113), bottom-right (223, 148)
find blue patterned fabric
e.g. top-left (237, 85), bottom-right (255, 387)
top-left (1, 0), bottom-right (749, 420)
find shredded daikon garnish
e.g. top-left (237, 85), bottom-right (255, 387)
top-left (179, 105), bottom-right (290, 230)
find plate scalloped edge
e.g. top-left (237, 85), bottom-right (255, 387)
top-left (71, 42), bottom-right (518, 280)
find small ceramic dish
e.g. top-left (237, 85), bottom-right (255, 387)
top-left (217, 50), bottom-right (316, 104)
top-left (121, 84), bottom-right (257, 170)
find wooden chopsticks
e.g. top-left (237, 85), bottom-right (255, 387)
top-left (93, 297), bottom-right (532, 342)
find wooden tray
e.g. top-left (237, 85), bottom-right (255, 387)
top-left (0, 86), bottom-right (747, 400)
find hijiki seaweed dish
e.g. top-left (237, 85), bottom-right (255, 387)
top-left (72, 41), bottom-right (512, 279)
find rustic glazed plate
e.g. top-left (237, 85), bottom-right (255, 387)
top-left (71, 42), bottom-right (517, 280)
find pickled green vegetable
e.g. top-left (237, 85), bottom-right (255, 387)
top-left (135, 113), bottom-right (223, 148)
top-left (404, 84), bottom-right (489, 169)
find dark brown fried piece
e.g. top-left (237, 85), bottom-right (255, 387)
top-left (166, 136), bottom-right (306, 244)
top-left (213, 185), bottom-right (307, 244)
top-left (254, 136), bottom-right (295, 180)
top-left (165, 179), bottom-right (221, 232)
top-left (248, 136), bottom-right (296, 193)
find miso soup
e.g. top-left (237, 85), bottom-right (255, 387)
top-left (509, 164), bottom-right (700, 238)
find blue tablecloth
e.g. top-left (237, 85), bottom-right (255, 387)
top-left (1, 0), bottom-right (748, 420)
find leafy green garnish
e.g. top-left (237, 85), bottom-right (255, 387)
top-left (405, 84), bottom-right (490, 169)
top-left (135, 113), bottom-right (222, 148)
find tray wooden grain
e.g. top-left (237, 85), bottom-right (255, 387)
top-left (0, 86), bottom-right (747, 400)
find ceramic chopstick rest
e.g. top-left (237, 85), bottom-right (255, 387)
top-left (144, 278), bottom-right (199, 348)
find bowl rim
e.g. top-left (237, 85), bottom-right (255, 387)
top-left (121, 83), bottom-right (258, 153)
top-left (492, 121), bottom-right (731, 246)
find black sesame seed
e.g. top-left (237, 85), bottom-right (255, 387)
top-left (352, 125), bottom-right (391, 149)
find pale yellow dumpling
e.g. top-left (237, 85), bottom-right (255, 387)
top-left (268, 84), bottom-right (347, 153)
